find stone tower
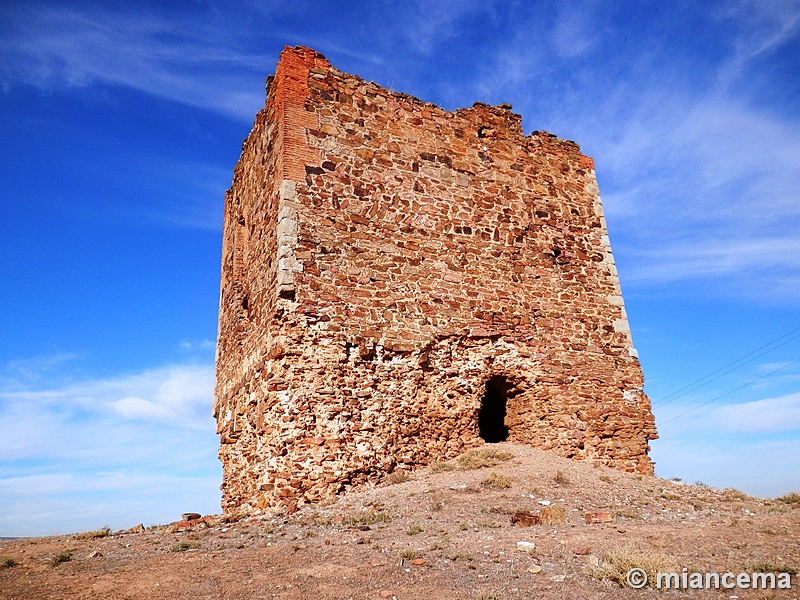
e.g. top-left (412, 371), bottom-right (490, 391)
top-left (214, 46), bottom-right (657, 514)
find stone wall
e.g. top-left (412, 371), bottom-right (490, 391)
top-left (214, 46), bottom-right (658, 515)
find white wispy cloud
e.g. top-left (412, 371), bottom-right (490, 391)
top-left (715, 0), bottom-right (800, 85)
top-left (623, 237), bottom-right (800, 282)
top-left (551, 0), bottom-right (601, 58)
top-left (121, 158), bottom-right (230, 230)
top-left (716, 392), bottom-right (800, 433)
top-left (179, 338), bottom-right (216, 352)
top-left (455, 2), bottom-right (799, 304)
top-left (0, 471), bottom-right (220, 537)
top-left (654, 374), bottom-right (800, 437)
top-left (650, 363), bottom-right (800, 495)
top-left (0, 4), bottom-right (266, 121)
top-left (398, 0), bottom-right (491, 54)
top-left (550, 23), bottom-right (798, 303)
top-left (652, 435), bottom-right (800, 497)
top-left (0, 360), bottom-right (220, 535)
top-left (0, 351), bottom-right (84, 389)
top-left (0, 362), bottom-right (214, 429)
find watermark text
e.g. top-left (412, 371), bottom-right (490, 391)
top-left (626, 567), bottom-right (793, 590)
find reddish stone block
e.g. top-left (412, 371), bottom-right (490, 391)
top-left (584, 511), bottom-right (613, 524)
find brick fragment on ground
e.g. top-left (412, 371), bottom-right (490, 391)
top-left (584, 511), bottom-right (613, 524)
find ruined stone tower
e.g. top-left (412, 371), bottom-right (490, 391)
top-left (214, 46), bottom-right (657, 514)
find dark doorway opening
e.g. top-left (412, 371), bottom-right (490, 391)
top-left (479, 376), bottom-right (513, 443)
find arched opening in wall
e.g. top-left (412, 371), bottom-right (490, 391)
top-left (479, 376), bottom-right (514, 443)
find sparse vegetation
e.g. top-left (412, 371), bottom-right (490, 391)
top-left (613, 508), bottom-right (638, 519)
top-left (599, 475), bottom-right (613, 483)
top-left (553, 470), bottom-right (570, 485)
top-left (51, 550), bottom-right (74, 565)
top-left (455, 448), bottom-right (514, 470)
top-left (746, 561), bottom-right (799, 575)
top-left (477, 520), bottom-right (502, 528)
top-left (481, 472), bottom-right (512, 489)
top-left (429, 461), bottom-right (456, 473)
top-left (1, 557), bottom-right (18, 569)
top-left (406, 525), bottom-right (423, 536)
top-left (722, 488), bottom-right (748, 501)
top-left (386, 470), bottom-right (412, 485)
top-left (72, 527), bottom-right (111, 541)
top-left (482, 505), bottom-right (510, 514)
top-left (169, 541), bottom-right (201, 553)
top-left (776, 492), bottom-right (800, 506)
top-left (588, 544), bottom-right (674, 588)
top-left (400, 548), bottom-right (422, 560)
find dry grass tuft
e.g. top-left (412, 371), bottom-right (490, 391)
top-left (428, 461), bottom-right (456, 473)
top-left (538, 506), bottom-right (566, 525)
top-left (613, 508), bottom-right (639, 519)
top-left (588, 544), bottom-right (674, 588)
top-left (456, 447), bottom-right (514, 470)
top-left (745, 561), bottom-right (799, 575)
top-left (553, 470), bottom-right (571, 485)
top-left (481, 472), bottom-right (513, 489)
top-left (721, 488), bottom-right (748, 502)
top-left (50, 550), bottom-right (74, 565)
top-left (385, 471), bottom-right (412, 485)
top-left (1, 557), bottom-right (18, 569)
top-left (169, 541), bottom-right (201, 553)
top-left (72, 527), bottom-right (111, 541)
top-left (776, 492), bottom-right (800, 506)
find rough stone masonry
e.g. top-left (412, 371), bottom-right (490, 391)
top-left (214, 46), bottom-right (658, 515)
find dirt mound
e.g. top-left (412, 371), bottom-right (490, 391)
top-left (2, 444), bottom-right (798, 599)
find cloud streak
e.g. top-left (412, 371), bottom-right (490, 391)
top-left (716, 392), bottom-right (800, 433)
top-left (0, 360), bottom-right (220, 535)
top-left (449, 2), bottom-right (800, 305)
top-left (1, 4), bottom-right (267, 121)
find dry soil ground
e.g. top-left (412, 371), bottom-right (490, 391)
top-left (2, 443), bottom-right (799, 599)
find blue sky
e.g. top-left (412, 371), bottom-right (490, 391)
top-left (1, 0), bottom-right (798, 537)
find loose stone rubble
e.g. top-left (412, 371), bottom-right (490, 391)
top-left (214, 45), bottom-right (657, 515)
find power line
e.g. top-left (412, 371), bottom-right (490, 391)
top-left (652, 326), bottom-right (800, 408)
top-left (658, 358), bottom-right (800, 425)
